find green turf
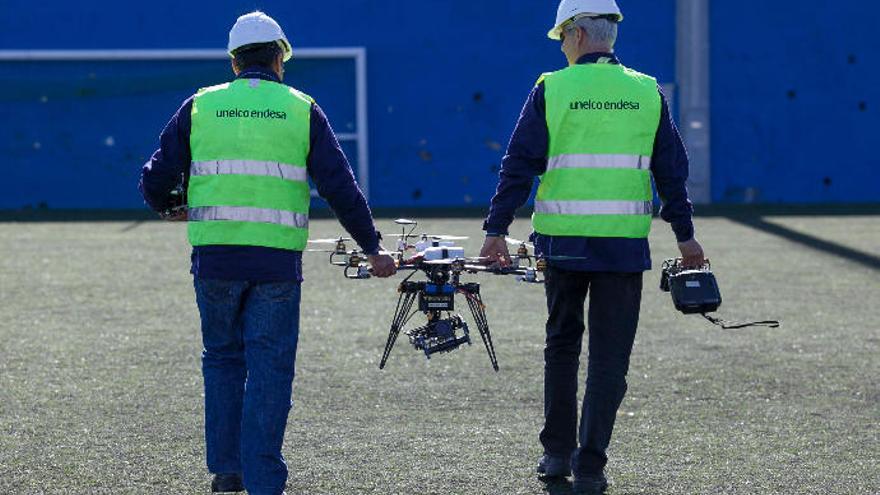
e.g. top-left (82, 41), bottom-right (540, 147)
top-left (0, 217), bottom-right (877, 494)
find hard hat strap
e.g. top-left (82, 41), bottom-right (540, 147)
top-left (567, 12), bottom-right (621, 26)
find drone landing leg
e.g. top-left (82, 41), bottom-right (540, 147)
top-left (379, 289), bottom-right (417, 369)
top-left (465, 292), bottom-right (499, 372)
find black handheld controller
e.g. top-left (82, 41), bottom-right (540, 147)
top-left (159, 176), bottom-right (187, 219)
top-left (659, 258), bottom-right (779, 329)
top-left (660, 258), bottom-right (722, 314)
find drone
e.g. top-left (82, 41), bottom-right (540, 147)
top-left (306, 219), bottom-right (584, 371)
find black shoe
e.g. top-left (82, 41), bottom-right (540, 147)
top-left (536, 454), bottom-right (572, 478)
top-left (211, 473), bottom-right (244, 493)
top-left (572, 472), bottom-right (609, 494)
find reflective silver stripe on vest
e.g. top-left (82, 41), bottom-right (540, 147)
top-left (547, 154), bottom-right (651, 171)
top-left (191, 160), bottom-right (308, 183)
top-left (189, 206), bottom-right (308, 229)
top-left (535, 200), bottom-right (653, 216)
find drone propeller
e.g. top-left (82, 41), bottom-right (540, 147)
top-left (384, 233), bottom-right (469, 241)
top-left (308, 237), bottom-right (352, 244)
top-left (465, 256), bottom-right (492, 262)
top-left (376, 250), bottom-right (403, 257)
top-left (500, 238), bottom-right (585, 262)
top-left (539, 255), bottom-right (589, 261)
top-left (420, 256), bottom-right (490, 266)
top-left (426, 234), bottom-right (469, 241)
top-left (331, 250), bottom-right (405, 262)
top-left (505, 237), bottom-right (534, 248)
top-left (394, 218), bottom-right (417, 225)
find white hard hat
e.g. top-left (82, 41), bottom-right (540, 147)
top-left (228, 11), bottom-right (293, 62)
top-left (548, 0), bottom-right (623, 40)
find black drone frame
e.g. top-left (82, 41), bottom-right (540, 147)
top-left (307, 219), bottom-right (586, 372)
top-left (379, 260), bottom-right (499, 371)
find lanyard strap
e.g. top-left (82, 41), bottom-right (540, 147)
top-left (701, 313), bottom-right (780, 330)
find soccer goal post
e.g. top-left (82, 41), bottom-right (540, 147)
top-left (0, 48), bottom-right (371, 200)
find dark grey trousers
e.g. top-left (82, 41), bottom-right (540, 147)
top-left (540, 267), bottom-right (643, 476)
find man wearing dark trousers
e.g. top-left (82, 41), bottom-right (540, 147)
top-left (479, 1), bottom-right (704, 493)
top-left (139, 11), bottom-right (395, 495)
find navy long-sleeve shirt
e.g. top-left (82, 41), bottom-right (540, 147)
top-left (484, 53), bottom-right (694, 272)
top-left (140, 67), bottom-right (380, 282)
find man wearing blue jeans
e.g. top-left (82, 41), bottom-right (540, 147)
top-left (140, 12), bottom-right (396, 495)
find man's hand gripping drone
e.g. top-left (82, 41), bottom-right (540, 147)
top-left (306, 219), bottom-right (583, 371)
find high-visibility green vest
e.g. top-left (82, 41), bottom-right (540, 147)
top-left (533, 62), bottom-right (661, 238)
top-left (187, 78), bottom-right (313, 251)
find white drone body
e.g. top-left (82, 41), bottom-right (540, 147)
top-left (414, 239), bottom-right (455, 252)
top-left (420, 245), bottom-right (465, 261)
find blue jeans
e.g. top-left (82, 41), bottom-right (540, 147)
top-left (194, 278), bottom-right (301, 495)
top-left (540, 268), bottom-right (643, 476)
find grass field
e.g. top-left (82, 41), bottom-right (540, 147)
top-left (0, 216), bottom-right (878, 494)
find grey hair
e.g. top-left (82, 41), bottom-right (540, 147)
top-left (567, 15), bottom-right (618, 49)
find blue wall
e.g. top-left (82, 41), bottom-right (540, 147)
top-left (710, 2), bottom-right (879, 203)
top-left (0, 1), bottom-right (875, 209)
